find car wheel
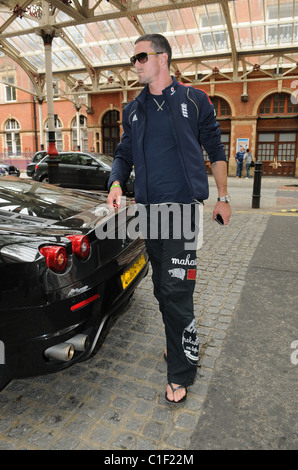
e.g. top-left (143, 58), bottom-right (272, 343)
top-left (41, 175), bottom-right (49, 183)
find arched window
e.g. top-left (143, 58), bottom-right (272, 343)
top-left (102, 110), bottom-right (120, 156)
top-left (45, 118), bottom-right (63, 151)
top-left (202, 97), bottom-right (231, 170)
top-left (259, 93), bottom-right (298, 115)
top-left (211, 96), bottom-right (231, 117)
top-left (72, 115), bottom-right (88, 151)
top-left (5, 119), bottom-right (20, 155)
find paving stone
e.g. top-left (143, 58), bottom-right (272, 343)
top-left (27, 429), bottom-right (56, 448)
top-left (112, 433), bottom-right (137, 450)
top-left (52, 436), bottom-right (80, 450)
top-left (143, 421), bottom-right (165, 440)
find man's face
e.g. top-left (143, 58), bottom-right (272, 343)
top-left (133, 41), bottom-right (161, 85)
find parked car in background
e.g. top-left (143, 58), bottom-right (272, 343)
top-left (33, 151), bottom-right (135, 193)
top-left (0, 161), bottom-right (20, 177)
top-left (26, 150), bottom-right (47, 178)
top-left (0, 177), bottom-right (148, 391)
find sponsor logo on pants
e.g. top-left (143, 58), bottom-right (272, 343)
top-left (182, 320), bottom-right (199, 365)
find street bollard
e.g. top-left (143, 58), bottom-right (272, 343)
top-left (252, 160), bottom-right (263, 208)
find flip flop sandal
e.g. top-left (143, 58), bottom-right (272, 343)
top-left (165, 384), bottom-right (187, 405)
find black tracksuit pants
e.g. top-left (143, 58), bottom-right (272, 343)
top-left (145, 223), bottom-right (199, 387)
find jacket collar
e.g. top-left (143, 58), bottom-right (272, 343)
top-left (136, 76), bottom-right (179, 104)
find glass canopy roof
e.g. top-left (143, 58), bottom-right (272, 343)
top-left (0, 0), bottom-right (298, 96)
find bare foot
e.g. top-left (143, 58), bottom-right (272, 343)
top-left (166, 383), bottom-right (187, 403)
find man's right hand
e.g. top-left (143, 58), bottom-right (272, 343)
top-left (107, 181), bottom-right (123, 209)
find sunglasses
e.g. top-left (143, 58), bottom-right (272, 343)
top-left (130, 51), bottom-right (163, 66)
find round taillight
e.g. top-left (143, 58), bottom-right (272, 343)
top-left (40, 246), bottom-right (68, 272)
top-left (66, 235), bottom-right (90, 260)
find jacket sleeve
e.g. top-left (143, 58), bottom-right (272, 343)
top-left (108, 105), bottom-right (134, 190)
top-left (197, 92), bottom-right (226, 164)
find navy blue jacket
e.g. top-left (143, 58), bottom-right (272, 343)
top-left (109, 77), bottom-right (226, 203)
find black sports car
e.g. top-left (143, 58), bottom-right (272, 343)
top-left (0, 178), bottom-right (148, 391)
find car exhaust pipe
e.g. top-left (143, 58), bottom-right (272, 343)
top-left (44, 343), bottom-right (75, 361)
top-left (66, 334), bottom-right (90, 352)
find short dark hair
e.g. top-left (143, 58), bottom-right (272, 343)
top-left (135, 34), bottom-right (172, 69)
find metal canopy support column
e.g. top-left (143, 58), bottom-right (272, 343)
top-left (75, 106), bottom-right (81, 151)
top-left (221, 0), bottom-right (238, 82)
top-left (41, 29), bottom-right (59, 183)
top-left (38, 99), bottom-right (44, 150)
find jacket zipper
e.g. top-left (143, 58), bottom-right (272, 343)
top-left (135, 97), bottom-right (149, 204)
top-left (163, 89), bottom-right (194, 200)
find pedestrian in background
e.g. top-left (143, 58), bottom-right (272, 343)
top-left (244, 148), bottom-right (253, 179)
top-left (235, 145), bottom-right (245, 178)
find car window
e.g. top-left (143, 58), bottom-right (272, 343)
top-left (33, 152), bottom-right (46, 162)
top-left (76, 154), bottom-right (93, 165)
top-left (59, 153), bottom-right (76, 164)
top-left (93, 154), bottom-right (113, 169)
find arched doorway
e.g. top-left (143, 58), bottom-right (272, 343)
top-left (257, 93), bottom-right (298, 176)
top-left (102, 110), bottom-right (120, 156)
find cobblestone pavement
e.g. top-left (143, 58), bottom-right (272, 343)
top-left (0, 206), bottom-right (271, 450)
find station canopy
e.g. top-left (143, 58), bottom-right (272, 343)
top-left (0, 0), bottom-right (298, 99)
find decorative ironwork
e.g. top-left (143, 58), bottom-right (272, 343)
top-left (11, 4), bottom-right (27, 18)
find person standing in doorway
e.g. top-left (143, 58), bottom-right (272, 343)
top-left (244, 148), bottom-right (253, 178)
top-left (235, 145), bottom-right (245, 178)
top-left (107, 34), bottom-right (231, 404)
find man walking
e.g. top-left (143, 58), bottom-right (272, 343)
top-left (107, 34), bottom-right (231, 404)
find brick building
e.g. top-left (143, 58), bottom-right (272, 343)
top-left (0, 0), bottom-right (297, 176)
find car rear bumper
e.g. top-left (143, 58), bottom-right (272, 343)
top-left (0, 250), bottom-right (148, 388)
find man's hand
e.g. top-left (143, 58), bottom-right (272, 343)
top-left (210, 161), bottom-right (231, 225)
top-left (213, 201), bottom-right (231, 225)
top-left (107, 181), bottom-right (123, 210)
